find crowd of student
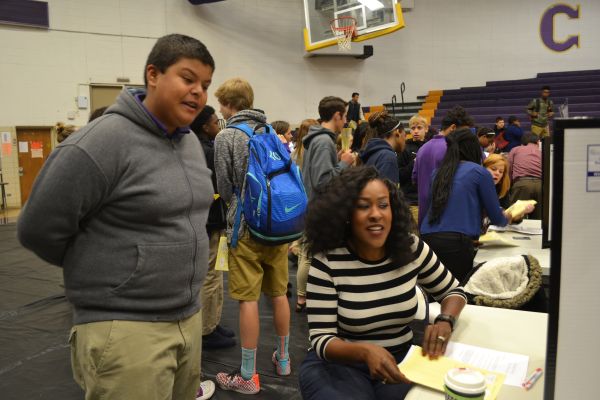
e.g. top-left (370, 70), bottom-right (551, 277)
top-left (15, 33), bottom-right (546, 400)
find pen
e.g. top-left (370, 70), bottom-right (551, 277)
top-left (522, 368), bottom-right (543, 390)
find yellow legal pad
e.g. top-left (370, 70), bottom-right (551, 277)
top-left (505, 200), bottom-right (537, 219)
top-left (214, 236), bottom-right (229, 271)
top-left (398, 346), bottom-right (505, 400)
top-left (477, 231), bottom-right (519, 247)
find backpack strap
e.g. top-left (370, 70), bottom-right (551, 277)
top-left (227, 123), bottom-right (254, 248)
top-left (230, 185), bottom-right (244, 248)
top-left (230, 123), bottom-right (254, 138)
top-left (535, 98), bottom-right (540, 113)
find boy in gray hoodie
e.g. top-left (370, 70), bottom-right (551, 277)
top-left (17, 34), bottom-right (215, 400)
top-left (294, 96), bottom-right (355, 312)
top-left (302, 96), bottom-right (355, 200)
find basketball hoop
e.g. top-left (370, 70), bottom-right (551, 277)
top-left (330, 16), bottom-right (357, 52)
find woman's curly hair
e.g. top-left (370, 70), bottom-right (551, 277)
top-left (304, 166), bottom-right (415, 264)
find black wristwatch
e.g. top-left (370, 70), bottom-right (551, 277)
top-left (434, 314), bottom-right (456, 331)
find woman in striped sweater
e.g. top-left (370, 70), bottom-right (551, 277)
top-left (298, 166), bottom-right (467, 400)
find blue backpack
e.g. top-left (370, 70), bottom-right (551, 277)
top-left (230, 123), bottom-right (307, 247)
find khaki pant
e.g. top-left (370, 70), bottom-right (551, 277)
top-left (409, 205), bottom-right (419, 234)
top-left (69, 311), bottom-right (202, 400)
top-left (510, 178), bottom-right (542, 220)
top-left (531, 125), bottom-right (550, 138)
top-left (296, 239), bottom-right (311, 298)
top-left (201, 230), bottom-right (224, 335)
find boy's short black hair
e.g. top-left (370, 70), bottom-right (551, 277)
top-left (190, 105), bottom-right (215, 136)
top-left (541, 85), bottom-right (551, 91)
top-left (319, 96), bottom-right (347, 122)
top-left (144, 34), bottom-right (215, 86)
top-left (89, 106), bottom-right (107, 123)
top-left (352, 92), bottom-right (359, 97)
top-left (521, 132), bottom-right (540, 145)
top-left (508, 115), bottom-right (519, 124)
top-left (495, 116), bottom-right (504, 122)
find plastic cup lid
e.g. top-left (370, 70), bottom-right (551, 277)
top-left (444, 368), bottom-right (487, 394)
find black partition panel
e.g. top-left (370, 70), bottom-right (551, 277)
top-left (541, 136), bottom-right (553, 248)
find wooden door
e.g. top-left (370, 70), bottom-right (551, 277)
top-left (16, 128), bottom-right (52, 206)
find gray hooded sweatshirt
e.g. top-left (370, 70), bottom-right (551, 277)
top-left (214, 109), bottom-right (267, 242)
top-left (301, 125), bottom-right (350, 200)
top-left (17, 88), bottom-right (213, 324)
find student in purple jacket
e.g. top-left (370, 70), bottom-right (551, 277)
top-left (412, 106), bottom-right (474, 228)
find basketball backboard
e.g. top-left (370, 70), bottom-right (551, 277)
top-left (303, 0), bottom-right (404, 51)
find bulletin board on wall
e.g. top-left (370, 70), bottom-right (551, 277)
top-left (545, 118), bottom-right (600, 399)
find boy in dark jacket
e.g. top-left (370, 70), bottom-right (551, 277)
top-left (504, 116), bottom-right (524, 152)
top-left (360, 111), bottom-right (405, 184)
top-left (191, 106), bottom-right (236, 351)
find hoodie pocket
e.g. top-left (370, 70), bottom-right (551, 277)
top-left (110, 241), bottom-right (194, 308)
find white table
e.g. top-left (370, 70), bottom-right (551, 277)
top-left (406, 303), bottom-right (547, 400)
top-left (474, 219), bottom-right (550, 276)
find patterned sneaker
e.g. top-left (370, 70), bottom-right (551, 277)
top-left (272, 351), bottom-right (291, 376)
top-left (215, 369), bottom-right (260, 395)
top-left (196, 380), bottom-right (215, 400)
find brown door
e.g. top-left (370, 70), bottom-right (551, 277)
top-left (17, 128), bottom-right (52, 206)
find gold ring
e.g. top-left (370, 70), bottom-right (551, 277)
top-left (437, 336), bottom-right (446, 342)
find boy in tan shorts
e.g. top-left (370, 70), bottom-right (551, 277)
top-left (213, 78), bottom-right (291, 394)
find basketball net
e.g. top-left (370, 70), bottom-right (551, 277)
top-left (330, 17), bottom-right (357, 52)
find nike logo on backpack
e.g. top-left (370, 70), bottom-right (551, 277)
top-left (284, 204), bottom-right (301, 213)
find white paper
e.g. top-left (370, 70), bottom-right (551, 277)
top-left (18, 141), bottom-right (28, 153)
top-left (489, 224), bottom-right (542, 235)
top-left (31, 148), bottom-right (43, 159)
top-left (444, 342), bottom-right (529, 387)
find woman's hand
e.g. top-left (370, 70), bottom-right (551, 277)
top-left (422, 321), bottom-right (453, 359)
top-left (361, 343), bottom-right (412, 384)
top-left (505, 203), bottom-right (536, 224)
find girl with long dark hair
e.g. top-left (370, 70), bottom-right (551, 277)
top-left (420, 129), bottom-right (532, 283)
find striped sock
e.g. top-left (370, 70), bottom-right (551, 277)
top-left (240, 347), bottom-right (257, 380)
top-left (276, 335), bottom-right (289, 361)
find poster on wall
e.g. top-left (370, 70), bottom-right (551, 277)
top-left (1, 132), bottom-right (11, 157)
top-left (18, 141), bottom-right (28, 153)
top-left (31, 141), bottom-right (43, 159)
top-left (587, 145), bottom-right (600, 192)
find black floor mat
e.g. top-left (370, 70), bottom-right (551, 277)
top-left (0, 223), bottom-right (307, 399)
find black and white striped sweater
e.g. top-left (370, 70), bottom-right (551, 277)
top-left (307, 236), bottom-right (467, 360)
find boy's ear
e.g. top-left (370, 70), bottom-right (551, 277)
top-left (145, 64), bottom-right (159, 88)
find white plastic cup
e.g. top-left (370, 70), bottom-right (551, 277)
top-left (444, 368), bottom-right (486, 400)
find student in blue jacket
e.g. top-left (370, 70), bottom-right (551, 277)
top-left (359, 111), bottom-right (406, 184)
top-left (503, 115), bottom-right (524, 152)
top-left (420, 129), bottom-right (533, 283)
